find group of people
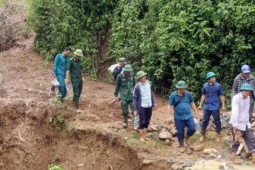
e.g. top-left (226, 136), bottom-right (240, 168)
top-left (52, 47), bottom-right (84, 111)
top-left (112, 58), bottom-right (156, 142)
top-left (53, 49), bottom-right (255, 164)
top-left (166, 65), bottom-right (255, 164)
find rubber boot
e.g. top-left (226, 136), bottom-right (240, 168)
top-left (143, 129), bottom-right (152, 141)
top-left (231, 152), bottom-right (242, 164)
top-left (179, 141), bottom-right (185, 153)
top-left (123, 116), bottom-right (128, 129)
top-left (75, 102), bottom-right (82, 112)
top-left (252, 152), bottom-right (255, 163)
top-left (199, 131), bottom-right (205, 142)
top-left (185, 135), bottom-right (190, 145)
top-left (139, 129), bottom-right (146, 142)
top-left (216, 132), bottom-right (220, 142)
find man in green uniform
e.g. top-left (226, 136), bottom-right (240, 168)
top-left (114, 64), bottom-right (135, 128)
top-left (66, 49), bottom-right (84, 110)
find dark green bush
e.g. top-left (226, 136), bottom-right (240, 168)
top-left (28, 0), bottom-right (255, 106)
top-left (110, 0), bottom-right (255, 107)
top-left (27, 0), bottom-right (117, 78)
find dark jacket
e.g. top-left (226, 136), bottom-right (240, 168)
top-left (133, 80), bottom-right (155, 113)
top-left (113, 65), bottom-right (123, 81)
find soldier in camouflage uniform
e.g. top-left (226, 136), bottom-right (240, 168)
top-left (114, 64), bottom-right (135, 128)
top-left (66, 49), bottom-right (84, 111)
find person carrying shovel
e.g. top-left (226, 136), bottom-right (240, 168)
top-left (65, 49), bottom-right (84, 111)
top-left (114, 64), bottom-right (135, 128)
top-left (230, 83), bottom-right (255, 164)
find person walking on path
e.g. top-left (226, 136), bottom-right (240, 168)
top-left (166, 80), bottom-right (198, 153)
top-left (114, 64), bottom-right (135, 128)
top-left (133, 71), bottom-right (156, 142)
top-left (53, 47), bottom-right (72, 100)
top-left (198, 72), bottom-right (226, 142)
top-left (230, 83), bottom-right (255, 164)
top-left (232, 65), bottom-right (255, 123)
top-left (66, 49), bottom-right (84, 110)
top-left (112, 57), bottom-right (127, 82)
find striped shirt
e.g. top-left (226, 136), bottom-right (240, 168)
top-left (231, 73), bottom-right (255, 102)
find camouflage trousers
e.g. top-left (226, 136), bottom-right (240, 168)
top-left (121, 100), bottom-right (134, 123)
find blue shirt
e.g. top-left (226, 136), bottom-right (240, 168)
top-left (202, 82), bottom-right (224, 110)
top-left (53, 53), bottom-right (69, 76)
top-left (169, 91), bottom-right (194, 120)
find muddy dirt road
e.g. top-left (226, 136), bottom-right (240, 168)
top-left (0, 37), bottom-right (254, 170)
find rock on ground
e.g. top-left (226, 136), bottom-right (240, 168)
top-left (203, 148), bottom-right (218, 155)
top-left (193, 145), bottom-right (204, 151)
top-left (159, 128), bottom-right (172, 140)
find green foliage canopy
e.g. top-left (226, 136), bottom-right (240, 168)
top-left (27, 0), bottom-right (117, 78)
top-left (28, 0), bottom-right (255, 105)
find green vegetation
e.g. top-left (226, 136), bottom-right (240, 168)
top-left (48, 164), bottom-right (63, 170)
top-left (26, 0), bottom-right (116, 78)
top-left (49, 115), bottom-right (65, 129)
top-left (0, 0), bottom-right (7, 6)
top-left (27, 0), bottom-right (255, 104)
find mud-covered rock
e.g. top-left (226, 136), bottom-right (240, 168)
top-left (142, 159), bottom-right (153, 165)
top-left (77, 163), bottom-right (84, 167)
top-left (148, 132), bottom-right (159, 140)
top-left (219, 162), bottom-right (228, 170)
top-left (209, 153), bottom-right (217, 158)
top-left (159, 128), bottom-right (171, 140)
top-left (171, 163), bottom-right (183, 170)
top-left (149, 123), bottom-right (159, 131)
top-left (203, 148), bottom-right (218, 155)
top-left (165, 139), bottom-right (171, 145)
top-left (181, 160), bottom-right (193, 168)
top-left (217, 155), bottom-right (222, 160)
top-left (193, 145), bottom-right (204, 151)
top-left (168, 128), bottom-right (177, 137)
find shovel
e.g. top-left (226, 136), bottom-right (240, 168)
top-left (107, 97), bottom-right (120, 105)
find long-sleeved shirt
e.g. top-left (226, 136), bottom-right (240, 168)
top-left (133, 81), bottom-right (155, 113)
top-left (231, 74), bottom-right (255, 102)
top-left (53, 53), bottom-right (69, 76)
top-left (113, 65), bottom-right (123, 81)
top-left (67, 58), bottom-right (83, 78)
top-left (229, 93), bottom-right (251, 131)
top-left (114, 73), bottom-right (135, 101)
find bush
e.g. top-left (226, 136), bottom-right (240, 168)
top-left (28, 0), bottom-right (255, 105)
top-left (0, 1), bottom-right (22, 51)
top-left (110, 0), bottom-right (255, 106)
top-left (27, 0), bottom-right (118, 78)
top-left (48, 164), bottom-right (62, 170)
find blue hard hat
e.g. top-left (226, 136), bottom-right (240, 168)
top-left (240, 83), bottom-right (253, 91)
top-left (241, 65), bottom-right (251, 73)
top-left (206, 72), bottom-right (216, 80)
